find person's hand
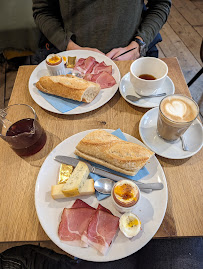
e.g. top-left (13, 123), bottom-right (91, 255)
top-left (66, 40), bottom-right (104, 55)
top-left (106, 41), bottom-right (140, 61)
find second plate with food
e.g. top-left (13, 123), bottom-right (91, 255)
top-left (119, 72), bottom-right (175, 108)
top-left (29, 50), bottom-right (120, 115)
top-left (35, 129), bottom-right (168, 262)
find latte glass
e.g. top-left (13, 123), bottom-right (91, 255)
top-left (157, 94), bottom-right (199, 141)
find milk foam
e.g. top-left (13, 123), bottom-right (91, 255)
top-left (165, 101), bottom-right (187, 119)
top-left (161, 95), bottom-right (198, 122)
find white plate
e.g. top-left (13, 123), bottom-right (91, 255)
top-left (139, 108), bottom-right (203, 159)
top-left (119, 73), bottom-right (175, 108)
top-left (29, 50), bottom-right (120, 114)
top-left (35, 129), bottom-right (168, 262)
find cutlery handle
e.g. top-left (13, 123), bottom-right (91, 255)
top-left (141, 93), bottom-right (166, 98)
top-left (140, 188), bottom-right (152, 193)
top-left (92, 166), bottom-right (163, 190)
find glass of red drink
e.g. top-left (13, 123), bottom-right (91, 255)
top-left (0, 104), bottom-right (47, 157)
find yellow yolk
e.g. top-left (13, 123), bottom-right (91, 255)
top-left (128, 218), bottom-right (140, 227)
top-left (48, 56), bottom-right (61, 64)
top-left (114, 184), bottom-right (137, 201)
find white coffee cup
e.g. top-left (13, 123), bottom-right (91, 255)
top-left (130, 57), bottom-right (168, 96)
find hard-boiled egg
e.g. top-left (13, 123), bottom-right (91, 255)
top-left (119, 212), bottom-right (141, 238)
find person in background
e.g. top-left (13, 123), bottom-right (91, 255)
top-left (32, 0), bottom-right (171, 61)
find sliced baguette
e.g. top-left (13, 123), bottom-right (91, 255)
top-left (36, 74), bottom-right (101, 103)
top-left (62, 161), bottom-right (89, 196)
top-left (51, 179), bottom-right (95, 199)
top-left (75, 130), bottom-right (154, 176)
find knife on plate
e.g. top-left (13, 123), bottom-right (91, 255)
top-left (54, 155), bottom-right (164, 190)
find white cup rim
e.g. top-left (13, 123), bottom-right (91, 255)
top-left (130, 57), bottom-right (168, 81)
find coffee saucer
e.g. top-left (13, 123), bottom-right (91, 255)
top-left (139, 107), bottom-right (203, 159)
top-left (119, 73), bottom-right (175, 108)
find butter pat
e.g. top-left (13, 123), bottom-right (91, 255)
top-left (51, 179), bottom-right (95, 199)
top-left (62, 161), bottom-right (89, 196)
top-left (66, 56), bottom-right (76, 68)
top-left (58, 163), bottom-right (73, 184)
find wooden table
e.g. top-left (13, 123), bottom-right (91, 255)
top-left (0, 58), bottom-right (202, 246)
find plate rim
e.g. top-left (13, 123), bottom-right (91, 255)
top-left (35, 128), bottom-right (168, 262)
top-left (139, 107), bottom-right (203, 159)
top-left (28, 50), bottom-right (121, 115)
top-left (119, 72), bottom-right (175, 108)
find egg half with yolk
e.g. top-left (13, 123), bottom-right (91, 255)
top-left (119, 212), bottom-right (141, 238)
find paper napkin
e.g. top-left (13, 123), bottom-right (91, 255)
top-left (86, 129), bottom-right (149, 201)
top-left (38, 91), bottom-right (83, 113)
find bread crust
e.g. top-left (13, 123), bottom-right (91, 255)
top-left (75, 130), bottom-right (154, 176)
top-left (36, 74), bottom-right (100, 103)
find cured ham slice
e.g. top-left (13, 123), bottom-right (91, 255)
top-left (58, 208), bottom-right (95, 247)
top-left (92, 61), bottom-right (112, 75)
top-left (97, 204), bottom-right (112, 214)
top-left (72, 199), bottom-right (94, 209)
top-left (84, 71), bottom-right (116, 89)
top-left (73, 56), bottom-right (97, 75)
top-left (81, 210), bottom-right (119, 255)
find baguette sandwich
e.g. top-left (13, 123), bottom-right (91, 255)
top-left (36, 74), bottom-right (101, 103)
top-left (74, 130), bottom-right (154, 176)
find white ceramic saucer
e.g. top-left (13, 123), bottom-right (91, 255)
top-left (119, 72), bottom-right (175, 108)
top-left (139, 107), bottom-right (203, 159)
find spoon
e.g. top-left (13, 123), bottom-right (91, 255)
top-left (126, 93), bottom-right (166, 102)
top-left (94, 178), bottom-right (155, 194)
top-left (180, 135), bottom-right (189, 151)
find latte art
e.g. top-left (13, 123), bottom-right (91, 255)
top-left (165, 101), bottom-right (187, 119)
top-left (161, 96), bottom-right (198, 122)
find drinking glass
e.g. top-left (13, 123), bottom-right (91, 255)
top-left (0, 104), bottom-right (47, 156)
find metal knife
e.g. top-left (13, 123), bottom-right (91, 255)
top-left (54, 155), bottom-right (164, 190)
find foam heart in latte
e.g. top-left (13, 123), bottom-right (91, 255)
top-left (165, 101), bottom-right (187, 119)
top-left (160, 95), bottom-right (198, 122)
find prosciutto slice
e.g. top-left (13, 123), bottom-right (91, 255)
top-left (81, 209), bottom-right (119, 255)
top-left (72, 199), bottom-right (94, 209)
top-left (97, 204), bottom-right (112, 215)
top-left (73, 56), bottom-right (97, 75)
top-left (58, 208), bottom-right (95, 247)
top-left (92, 61), bottom-right (112, 75)
top-left (84, 71), bottom-right (116, 89)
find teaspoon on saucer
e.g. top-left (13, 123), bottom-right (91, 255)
top-left (180, 135), bottom-right (189, 151)
top-left (126, 93), bottom-right (166, 102)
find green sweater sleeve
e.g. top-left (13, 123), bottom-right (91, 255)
top-left (32, 0), bottom-right (73, 51)
top-left (136, 0), bottom-right (171, 47)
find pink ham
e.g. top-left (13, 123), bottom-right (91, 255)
top-left (84, 71), bottom-right (116, 89)
top-left (58, 208), bottom-right (96, 247)
top-left (81, 210), bottom-right (119, 255)
top-left (97, 204), bottom-right (112, 215)
top-left (72, 199), bottom-right (94, 209)
top-left (74, 56), bottom-right (97, 75)
top-left (92, 61), bottom-right (112, 75)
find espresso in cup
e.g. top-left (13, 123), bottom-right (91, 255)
top-left (157, 94), bottom-right (199, 141)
